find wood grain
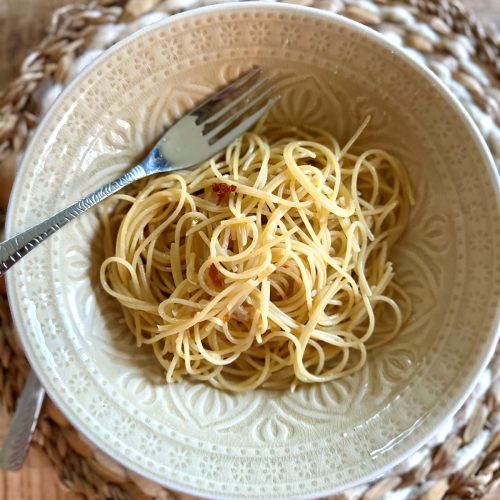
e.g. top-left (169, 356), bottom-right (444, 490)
top-left (0, 407), bottom-right (80, 500)
top-left (0, 0), bottom-right (73, 90)
top-left (0, 1), bottom-right (498, 499)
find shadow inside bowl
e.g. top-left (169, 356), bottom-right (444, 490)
top-left (88, 217), bottom-right (167, 389)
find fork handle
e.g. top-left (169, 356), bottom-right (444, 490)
top-left (0, 165), bottom-right (146, 278)
top-left (0, 371), bottom-right (45, 470)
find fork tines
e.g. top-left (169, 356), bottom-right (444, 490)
top-left (192, 67), bottom-right (279, 146)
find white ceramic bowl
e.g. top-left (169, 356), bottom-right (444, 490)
top-left (6, 3), bottom-right (500, 499)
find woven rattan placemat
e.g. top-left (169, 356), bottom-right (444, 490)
top-left (0, 1), bottom-right (499, 498)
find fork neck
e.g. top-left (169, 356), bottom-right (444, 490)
top-left (141, 147), bottom-right (173, 174)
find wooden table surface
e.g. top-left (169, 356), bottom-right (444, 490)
top-left (1, 1), bottom-right (499, 499)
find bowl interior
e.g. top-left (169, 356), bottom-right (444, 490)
top-left (7, 4), bottom-right (499, 498)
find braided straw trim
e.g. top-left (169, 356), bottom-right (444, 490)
top-left (0, 1), bottom-right (499, 499)
top-left (0, 0), bottom-right (124, 209)
top-left (410, 0), bottom-right (499, 77)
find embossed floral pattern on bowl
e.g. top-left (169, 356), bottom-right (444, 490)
top-left (6, 3), bottom-right (499, 499)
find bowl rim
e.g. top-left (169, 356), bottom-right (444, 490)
top-left (6, 2), bottom-right (499, 499)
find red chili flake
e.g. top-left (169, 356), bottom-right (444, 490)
top-left (212, 183), bottom-right (237, 205)
top-left (223, 313), bottom-right (230, 323)
top-left (209, 263), bottom-right (223, 288)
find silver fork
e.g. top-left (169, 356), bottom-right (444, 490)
top-left (0, 67), bottom-right (277, 469)
top-left (0, 67), bottom-right (277, 277)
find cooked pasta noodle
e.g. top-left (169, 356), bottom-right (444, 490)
top-left (100, 118), bottom-right (414, 392)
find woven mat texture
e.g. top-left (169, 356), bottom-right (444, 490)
top-left (0, 1), bottom-right (499, 499)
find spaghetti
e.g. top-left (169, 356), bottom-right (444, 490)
top-left (100, 118), bottom-right (414, 392)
